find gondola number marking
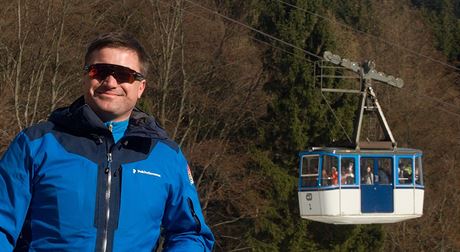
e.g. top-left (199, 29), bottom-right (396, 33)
top-left (306, 193), bottom-right (313, 210)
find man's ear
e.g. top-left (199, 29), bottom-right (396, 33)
top-left (138, 80), bottom-right (146, 98)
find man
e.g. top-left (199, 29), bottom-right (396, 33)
top-left (0, 32), bottom-right (214, 251)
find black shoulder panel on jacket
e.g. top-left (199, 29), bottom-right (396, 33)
top-left (23, 121), bottom-right (55, 141)
top-left (115, 136), bottom-right (154, 164)
top-left (52, 129), bottom-right (104, 164)
top-left (23, 121), bottom-right (104, 164)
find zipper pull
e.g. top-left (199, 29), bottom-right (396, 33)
top-left (108, 122), bottom-right (113, 133)
top-left (105, 153), bottom-right (112, 174)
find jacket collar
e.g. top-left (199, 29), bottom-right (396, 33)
top-left (48, 96), bottom-right (169, 140)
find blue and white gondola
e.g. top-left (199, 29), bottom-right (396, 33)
top-left (298, 147), bottom-right (424, 224)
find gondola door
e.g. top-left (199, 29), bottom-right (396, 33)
top-left (360, 157), bottom-right (394, 213)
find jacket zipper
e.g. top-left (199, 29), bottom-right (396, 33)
top-left (101, 152), bottom-right (112, 252)
top-left (102, 123), bottom-right (113, 252)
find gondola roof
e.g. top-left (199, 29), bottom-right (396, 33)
top-left (299, 147), bottom-right (422, 155)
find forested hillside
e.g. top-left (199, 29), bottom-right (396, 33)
top-left (0, 0), bottom-right (459, 251)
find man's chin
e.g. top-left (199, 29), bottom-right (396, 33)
top-left (93, 105), bottom-right (131, 122)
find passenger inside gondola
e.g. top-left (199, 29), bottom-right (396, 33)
top-left (377, 159), bottom-right (392, 184)
top-left (362, 165), bottom-right (374, 185)
top-left (331, 166), bottom-right (338, 185)
top-left (398, 159), bottom-right (413, 184)
top-left (340, 161), bottom-right (355, 185)
top-left (377, 170), bottom-right (389, 184)
top-left (344, 163), bottom-right (355, 184)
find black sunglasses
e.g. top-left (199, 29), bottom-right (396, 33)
top-left (83, 63), bottom-right (145, 83)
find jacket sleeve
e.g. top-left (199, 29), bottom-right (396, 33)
top-left (0, 132), bottom-right (33, 252)
top-left (161, 149), bottom-right (214, 251)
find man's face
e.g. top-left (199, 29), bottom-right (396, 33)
top-left (83, 47), bottom-right (146, 122)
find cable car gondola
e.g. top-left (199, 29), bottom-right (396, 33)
top-left (298, 52), bottom-right (424, 224)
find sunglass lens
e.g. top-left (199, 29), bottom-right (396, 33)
top-left (88, 65), bottom-right (111, 81)
top-left (88, 67), bottom-right (101, 79)
top-left (88, 64), bottom-right (136, 83)
top-left (113, 69), bottom-right (134, 83)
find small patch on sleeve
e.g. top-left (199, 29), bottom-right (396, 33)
top-left (187, 165), bottom-right (194, 185)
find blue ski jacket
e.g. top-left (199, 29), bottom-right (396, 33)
top-left (0, 97), bottom-right (214, 251)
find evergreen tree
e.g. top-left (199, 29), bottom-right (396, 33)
top-left (413, 0), bottom-right (460, 62)
top-left (334, 0), bottom-right (377, 33)
top-left (255, 0), bottom-right (332, 168)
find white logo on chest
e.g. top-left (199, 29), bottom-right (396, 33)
top-left (132, 168), bottom-right (161, 178)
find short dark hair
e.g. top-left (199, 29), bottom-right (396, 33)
top-left (85, 32), bottom-right (149, 75)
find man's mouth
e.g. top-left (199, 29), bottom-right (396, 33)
top-left (96, 90), bottom-right (123, 96)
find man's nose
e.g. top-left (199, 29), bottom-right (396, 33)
top-left (102, 75), bottom-right (119, 87)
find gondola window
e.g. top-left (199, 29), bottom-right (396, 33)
top-left (398, 158), bottom-right (413, 185)
top-left (301, 156), bottom-right (319, 187)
